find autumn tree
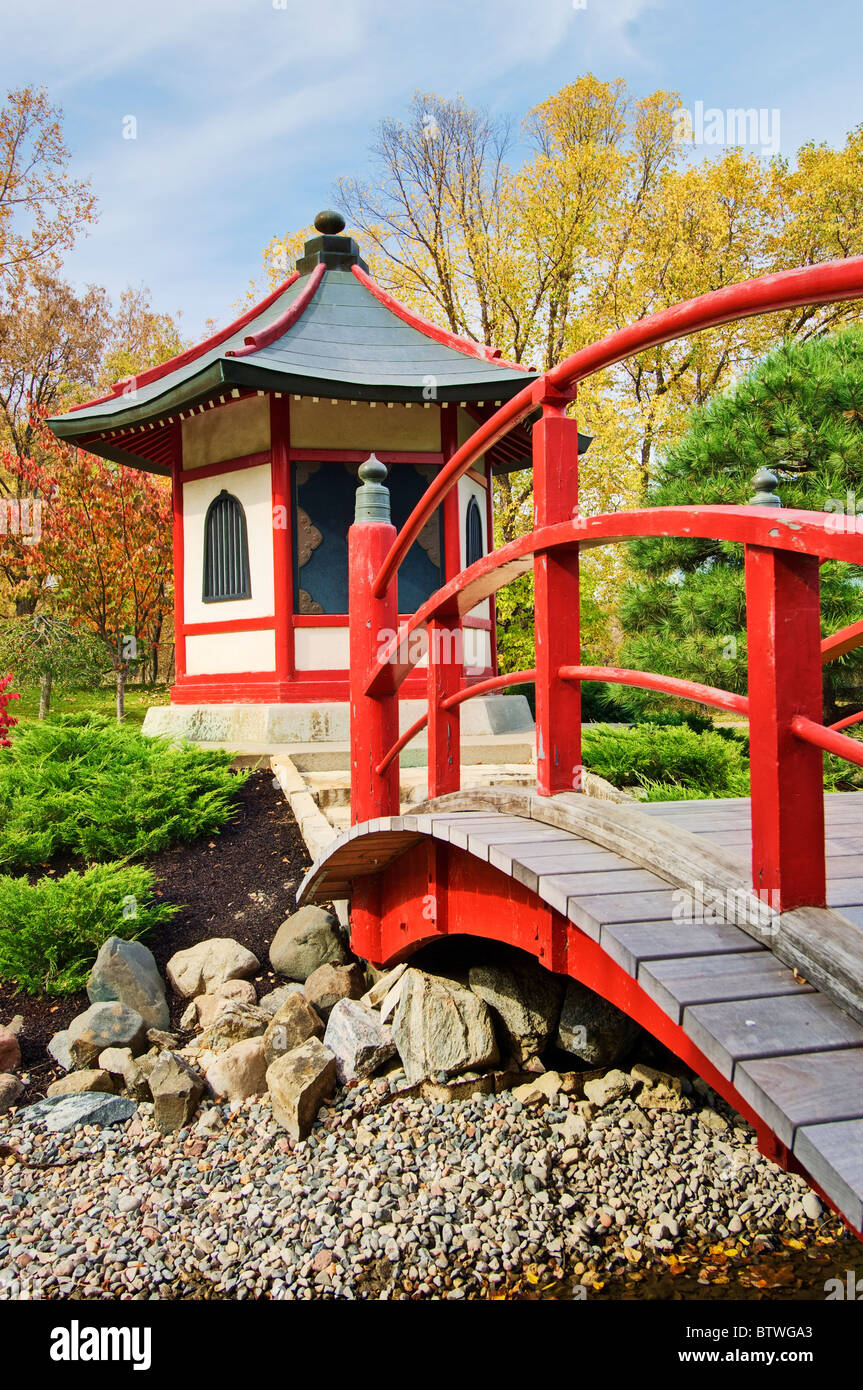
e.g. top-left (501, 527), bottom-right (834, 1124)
top-left (0, 86), bottom-right (96, 279)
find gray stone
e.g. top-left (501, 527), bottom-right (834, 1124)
top-left (802, 1192), bottom-right (823, 1221)
top-left (468, 958), bottom-right (564, 1063)
top-left (193, 979), bottom-right (257, 1029)
top-left (263, 994), bottom-right (324, 1066)
top-left (555, 979), bottom-right (640, 1067)
top-left (46, 1069), bottom-right (115, 1098)
top-left (166, 938), bottom-right (260, 999)
top-left (196, 1002), bottom-right (270, 1054)
top-left (0, 1074), bottom-right (23, 1113)
top-left (304, 962), bottom-right (365, 1020)
top-left (47, 1029), bottom-right (73, 1072)
top-left (86, 935), bottom-right (169, 1030)
top-left (266, 1038), bottom-right (338, 1140)
top-left (268, 906), bottom-right (348, 982)
top-left (148, 1052), bottom-right (205, 1134)
top-left (390, 969), bottom-right (499, 1086)
top-left (25, 1092), bottom-right (137, 1132)
top-left (68, 1003), bottom-right (148, 1068)
top-left (323, 998), bottom-right (396, 1082)
top-left (258, 983), bottom-right (305, 1015)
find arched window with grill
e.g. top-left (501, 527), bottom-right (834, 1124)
top-left (203, 490), bottom-right (251, 602)
top-left (465, 495), bottom-right (484, 568)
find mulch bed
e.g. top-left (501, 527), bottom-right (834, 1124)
top-left (0, 770), bottom-right (315, 1103)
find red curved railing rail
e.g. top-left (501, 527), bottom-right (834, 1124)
top-left (349, 257), bottom-right (863, 915)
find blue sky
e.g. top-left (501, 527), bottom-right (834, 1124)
top-left (4, 0), bottom-right (862, 340)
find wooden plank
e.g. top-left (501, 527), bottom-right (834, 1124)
top-left (509, 848), bottom-right (634, 893)
top-left (537, 869), bottom-right (669, 918)
top-left (565, 890), bottom-right (679, 941)
top-left (638, 952), bottom-right (812, 1024)
top-left (599, 919), bottom-right (763, 977)
top-left (793, 1119), bottom-right (863, 1234)
top-left (826, 878), bottom-right (863, 906)
top-left (684, 994), bottom-right (863, 1081)
top-left (835, 905), bottom-right (863, 930)
top-left (485, 836), bottom-right (601, 875)
top-left (734, 1048), bottom-right (863, 1147)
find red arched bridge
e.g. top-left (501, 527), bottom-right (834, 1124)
top-left (300, 259), bottom-right (863, 1239)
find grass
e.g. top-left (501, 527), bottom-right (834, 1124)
top-left (8, 681), bottom-right (171, 731)
top-left (0, 862), bottom-right (177, 996)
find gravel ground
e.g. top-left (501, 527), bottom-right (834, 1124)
top-left (0, 1068), bottom-right (847, 1301)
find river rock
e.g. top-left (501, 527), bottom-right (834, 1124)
top-left (268, 906), bottom-right (348, 981)
top-left (0, 1074), bottom-right (23, 1113)
top-left (206, 1038), bottom-right (268, 1106)
top-left (46, 1069), bottom-right (115, 1098)
top-left (391, 969), bottom-right (499, 1085)
top-left (468, 957), bottom-right (565, 1063)
top-left (86, 936), bottom-right (170, 1030)
top-left (555, 978), bottom-right (640, 1067)
top-left (25, 1092), bottom-right (137, 1132)
top-left (148, 1052), bottom-right (205, 1133)
top-left (266, 1037), bottom-right (338, 1140)
top-left (166, 938), bottom-right (260, 999)
top-left (0, 1025), bottom-right (21, 1072)
top-left (584, 1068), bottom-right (631, 1108)
top-left (323, 998), bottom-right (396, 1082)
top-left (196, 1002), bottom-right (269, 1054)
top-left (68, 1003), bottom-right (148, 1068)
top-left (47, 1030), bottom-right (73, 1072)
top-left (304, 962), bottom-right (365, 1020)
top-left (263, 994), bottom-right (324, 1065)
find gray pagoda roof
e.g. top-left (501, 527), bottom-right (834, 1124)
top-left (48, 217), bottom-right (537, 469)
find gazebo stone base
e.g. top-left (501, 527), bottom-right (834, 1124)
top-left (141, 694), bottom-right (535, 748)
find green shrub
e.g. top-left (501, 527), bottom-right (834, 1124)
top-left (0, 862), bottom-right (177, 996)
top-left (0, 715), bottom-right (244, 870)
top-left (582, 723), bottom-right (748, 798)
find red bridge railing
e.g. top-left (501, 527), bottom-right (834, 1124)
top-left (348, 259), bottom-right (863, 915)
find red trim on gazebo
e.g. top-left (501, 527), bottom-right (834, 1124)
top-left (226, 265), bottom-right (326, 358)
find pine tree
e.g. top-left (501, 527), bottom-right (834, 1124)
top-left (620, 326), bottom-right (863, 720)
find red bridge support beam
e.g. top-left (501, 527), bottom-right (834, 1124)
top-left (349, 461), bottom-right (399, 825)
top-left (745, 544), bottom-right (826, 911)
top-left (427, 617), bottom-right (461, 799)
top-left (533, 398), bottom-right (582, 796)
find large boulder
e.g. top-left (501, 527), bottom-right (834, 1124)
top-left (323, 999), bottom-right (396, 1083)
top-left (468, 957), bottom-right (565, 1063)
top-left (192, 979), bottom-right (257, 1030)
top-left (304, 962), bottom-right (365, 1020)
top-left (0, 1074), bottom-right (23, 1113)
top-left (196, 1001), bottom-right (269, 1054)
top-left (148, 1052), bottom-right (205, 1133)
top-left (555, 979), bottom-right (640, 1067)
top-left (25, 1092), bottom-right (136, 1132)
top-left (391, 969), bottom-right (499, 1085)
top-left (46, 1069), bottom-right (115, 1099)
top-left (266, 1038), bottom-right (337, 1140)
top-left (269, 907), bottom-right (348, 982)
top-left (263, 994), bottom-right (324, 1066)
top-left (206, 1038), bottom-right (268, 1106)
top-left (166, 939), bottom-right (260, 999)
top-left (0, 1025), bottom-right (21, 1072)
top-left (68, 1003), bottom-right (148, 1068)
top-left (86, 936), bottom-right (169, 1030)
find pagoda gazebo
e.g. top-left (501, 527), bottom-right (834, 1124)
top-left (49, 211), bottom-right (567, 744)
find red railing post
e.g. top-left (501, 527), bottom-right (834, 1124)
top-left (349, 457), bottom-right (399, 826)
top-left (745, 543), bottom-right (826, 911)
top-left (426, 617), bottom-right (461, 798)
top-left (533, 394), bottom-right (583, 796)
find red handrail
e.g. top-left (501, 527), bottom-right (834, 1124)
top-left (373, 257), bottom-right (863, 598)
top-left (558, 665), bottom-right (749, 716)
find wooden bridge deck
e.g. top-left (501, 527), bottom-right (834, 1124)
top-left (299, 790), bottom-right (863, 1234)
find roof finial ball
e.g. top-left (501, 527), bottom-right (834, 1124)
top-left (314, 209), bottom-right (346, 235)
